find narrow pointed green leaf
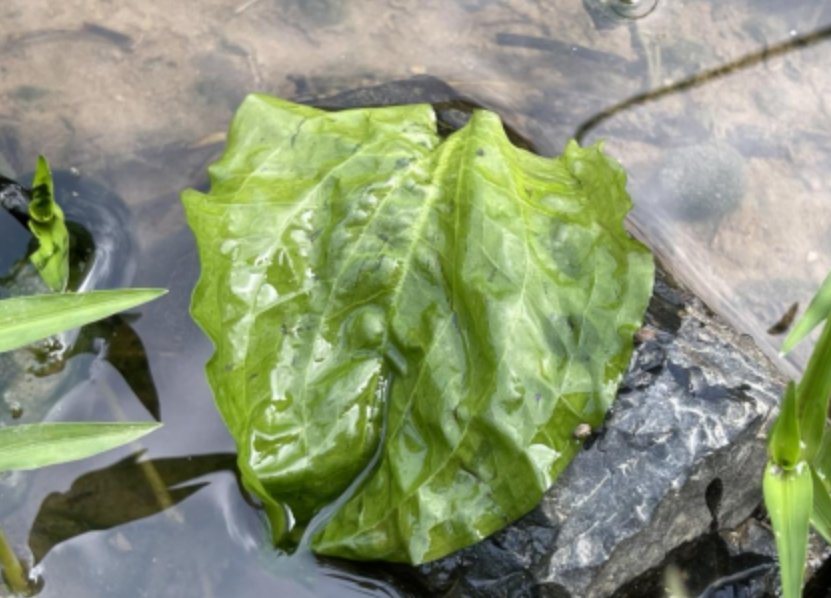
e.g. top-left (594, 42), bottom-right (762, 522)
top-left (184, 96), bottom-right (654, 563)
top-left (782, 268), bottom-right (831, 354)
top-left (0, 289), bottom-right (167, 353)
top-left (815, 428), bottom-right (831, 482)
top-left (764, 461), bottom-right (812, 598)
top-left (27, 155), bottom-right (70, 292)
top-left (769, 381), bottom-right (801, 470)
top-left (810, 466), bottom-right (831, 543)
top-left (796, 318), bottom-right (831, 463)
top-left (0, 423), bottom-right (161, 473)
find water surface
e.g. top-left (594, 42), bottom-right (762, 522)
top-left (2, 0), bottom-right (831, 595)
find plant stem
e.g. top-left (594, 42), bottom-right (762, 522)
top-left (0, 522), bottom-right (28, 595)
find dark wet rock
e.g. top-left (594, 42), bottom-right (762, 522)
top-left (402, 267), bottom-right (783, 598)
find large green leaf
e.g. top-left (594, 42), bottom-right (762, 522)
top-left (0, 288), bottom-right (166, 353)
top-left (764, 461), bottom-right (812, 598)
top-left (0, 423), bottom-right (160, 473)
top-left (184, 95), bottom-right (654, 563)
top-left (28, 155), bottom-right (70, 292)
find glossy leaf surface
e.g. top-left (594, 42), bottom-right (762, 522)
top-left (0, 423), bottom-right (160, 472)
top-left (764, 461), bottom-right (812, 598)
top-left (0, 288), bottom-right (166, 353)
top-left (28, 155), bottom-right (70, 292)
top-left (184, 96), bottom-right (654, 563)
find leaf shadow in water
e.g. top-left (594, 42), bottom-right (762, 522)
top-left (70, 313), bottom-right (161, 421)
top-left (28, 451), bottom-right (238, 564)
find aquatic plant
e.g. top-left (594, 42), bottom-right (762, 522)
top-left (0, 288), bottom-right (165, 595)
top-left (765, 269), bottom-right (831, 598)
top-left (23, 157), bottom-right (69, 292)
top-left (184, 95), bottom-right (654, 564)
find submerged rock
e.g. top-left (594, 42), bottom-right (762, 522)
top-left (401, 267), bottom-right (782, 598)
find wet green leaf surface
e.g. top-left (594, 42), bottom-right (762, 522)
top-left (184, 96), bottom-right (654, 564)
top-left (0, 422), bottom-right (160, 472)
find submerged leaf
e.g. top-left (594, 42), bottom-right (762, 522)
top-left (0, 423), bottom-right (160, 472)
top-left (764, 461), bottom-right (812, 598)
top-left (28, 155), bottom-right (70, 292)
top-left (184, 96), bottom-right (654, 563)
top-left (0, 288), bottom-right (166, 353)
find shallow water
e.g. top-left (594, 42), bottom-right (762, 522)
top-left (2, 0), bottom-right (831, 595)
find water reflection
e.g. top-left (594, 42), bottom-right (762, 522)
top-left (3, 0), bottom-right (831, 595)
top-left (29, 452), bottom-right (237, 563)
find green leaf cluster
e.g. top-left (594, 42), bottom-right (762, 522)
top-left (765, 272), bottom-right (831, 598)
top-left (184, 95), bottom-right (654, 564)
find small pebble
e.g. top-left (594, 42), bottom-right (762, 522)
top-left (574, 423), bottom-right (592, 440)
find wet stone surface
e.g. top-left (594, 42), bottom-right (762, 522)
top-left (402, 267), bottom-right (783, 598)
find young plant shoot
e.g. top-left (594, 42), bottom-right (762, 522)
top-left (767, 269), bottom-right (831, 598)
top-left (26, 156), bottom-right (70, 293)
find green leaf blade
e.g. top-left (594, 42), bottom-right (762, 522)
top-left (0, 423), bottom-right (160, 472)
top-left (810, 466), bottom-right (831, 543)
top-left (796, 318), bottom-right (831, 463)
top-left (764, 461), bottom-right (812, 598)
top-left (0, 289), bottom-right (167, 353)
top-left (27, 155), bottom-right (70, 292)
top-left (782, 268), bottom-right (831, 354)
top-left (185, 97), bottom-right (654, 563)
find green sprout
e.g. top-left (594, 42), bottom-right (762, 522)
top-left (765, 269), bottom-right (831, 598)
top-left (26, 156), bottom-right (69, 293)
